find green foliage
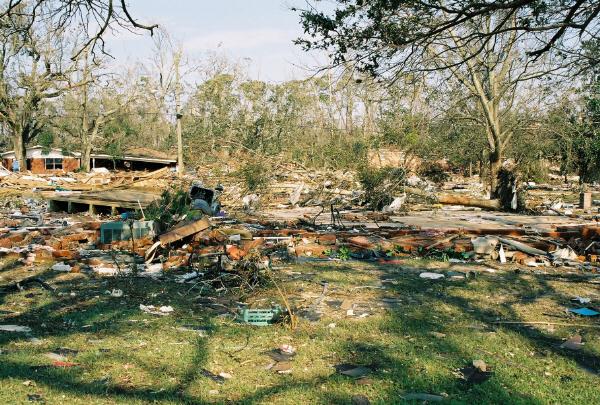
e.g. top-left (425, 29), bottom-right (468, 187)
top-left (144, 187), bottom-right (191, 229)
top-left (357, 166), bottom-right (406, 210)
top-left (517, 159), bottom-right (548, 183)
top-left (419, 162), bottom-right (450, 185)
top-left (105, 141), bottom-right (123, 159)
top-left (337, 246), bottom-right (351, 260)
top-left (38, 130), bottom-right (54, 154)
top-left (237, 161), bottom-right (270, 192)
top-left (288, 138), bottom-right (370, 170)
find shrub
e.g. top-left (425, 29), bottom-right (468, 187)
top-left (144, 186), bottom-right (191, 229)
top-left (357, 166), bottom-right (406, 210)
top-left (419, 162), bottom-right (450, 184)
top-left (238, 161), bottom-right (269, 192)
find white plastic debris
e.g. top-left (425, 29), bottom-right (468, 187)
top-left (289, 183), bottom-right (304, 206)
top-left (499, 245), bottom-right (506, 264)
top-left (51, 263), bottom-right (72, 272)
top-left (91, 167), bottom-right (110, 174)
top-left (552, 247), bottom-right (578, 261)
top-left (108, 289), bottom-right (123, 298)
top-left (176, 271), bottom-right (202, 283)
top-left (0, 325), bottom-right (32, 333)
top-left (419, 272), bottom-right (445, 280)
top-left (139, 304), bottom-right (174, 316)
top-left (383, 194), bottom-right (407, 213)
top-left (406, 174), bottom-right (423, 186)
top-left (573, 296), bottom-right (591, 304)
top-left (94, 267), bottom-right (120, 276)
top-left (242, 194), bottom-right (260, 211)
top-left (144, 263), bottom-right (163, 273)
top-left (279, 344), bottom-right (296, 355)
top-left (471, 236), bottom-right (499, 255)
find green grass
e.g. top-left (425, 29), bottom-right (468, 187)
top-left (1, 257), bottom-right (599, 404)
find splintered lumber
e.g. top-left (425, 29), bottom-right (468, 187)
top-left (404, 187), bottom-right (500, 210)
top-left (497, 237), bottom-right (548, 257)
top-left (159, 217), bottom-right (211, 246)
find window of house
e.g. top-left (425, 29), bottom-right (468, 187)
top-left (45, 158), bottom-right (63, 170)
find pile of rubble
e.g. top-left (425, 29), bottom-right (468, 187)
top-left (3, 191), bottom-right (600, 291)
top-left (3, 158), bottom-right (600, 292)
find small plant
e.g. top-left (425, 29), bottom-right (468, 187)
top-left (338, 246), bottom-right (351, 260)
top-left (357, 165), bottom-right (406, 210)
top-left (386, 245), bottom-right (406, 257)
top-left (238, 161), bottom-right (269, 192)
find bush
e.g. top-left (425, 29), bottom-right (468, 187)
top-left (238, 161), bottom-right (269, 192)
top-left (357, 166), bottom-right (406, 210)
top-left (419, 162), bottom-right (450, 184)
top-left (144, 187), bottom-right (191, 229)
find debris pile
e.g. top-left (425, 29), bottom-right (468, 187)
top-left (2, 160), bottom-right (600, 304)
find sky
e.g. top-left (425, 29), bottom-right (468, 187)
top-left (107, 0), bottom-right (325, 82)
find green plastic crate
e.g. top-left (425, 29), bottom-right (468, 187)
top-left (237, 305), bottom-right (282, 326)
top-left (100, 220), bottom-right (157, 244)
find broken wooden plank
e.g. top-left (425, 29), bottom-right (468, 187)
top-left (497, 237), bottom-right (548, 257)
top-left (159, 218), bottom-right (211, 246)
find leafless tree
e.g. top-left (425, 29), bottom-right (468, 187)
top-left (1, 0), bottom-right (157, 60)
top-left (0, 16), bottom-right (90, 170)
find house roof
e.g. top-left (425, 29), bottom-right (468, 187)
top-left (1, 145), bottom-right (81, 157)
top-left (90, 147), bottom-right (177, 164)
top-left (1, 145), bottom-right (176, 164)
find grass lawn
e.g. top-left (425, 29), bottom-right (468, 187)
top-left (1, 256), bottom-right (599, 404)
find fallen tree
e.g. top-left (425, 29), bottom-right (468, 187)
top-left (404, 187), bottom-right (500, 210)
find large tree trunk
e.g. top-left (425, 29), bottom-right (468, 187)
top-left (489, 148), bottom-right (501, 198)
top-left (82, 141), bottom-right (92, 172)
top-left (13, 131), bottom-right (26, 172)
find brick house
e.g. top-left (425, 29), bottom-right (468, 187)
top-left (1, 146), bottom-right (81, 174)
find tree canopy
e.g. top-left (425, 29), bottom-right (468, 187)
top-left (296, 0), bottom-right (600, 75)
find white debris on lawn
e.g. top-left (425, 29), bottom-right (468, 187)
top-left (419, 272), bottom-right (445, 280)
top-left (51, 262), bottom-right (72, 272)
top-left (0, 325), bottom-right (32, 333)
top-left (139, 304), bottom-right (174, 316)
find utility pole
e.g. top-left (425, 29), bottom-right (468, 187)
top-left (174, 50), bottom-right (184, 176)
top-left (81, 51), bottom-right (91, 172)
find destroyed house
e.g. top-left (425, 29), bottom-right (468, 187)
top-left (1, 146), bottom-right (176, 173)
top-left (89, 148), bottom-right (177, 171)
top-left (1, 146), bottom-right (81, 174)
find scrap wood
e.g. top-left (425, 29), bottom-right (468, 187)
top-left (496, 237), bottom-right (548, 257)
top-left (108, 167), bottom-right (170, 190)
top-left (159, 217), bottom-right (211, 246)
top-left (425, 234), bottom-right (459, 250)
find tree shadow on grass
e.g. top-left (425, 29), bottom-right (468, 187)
top-left (1, 261), bottom-right (599, 404)
top-left (0, 270), bottom-right (218, 404)
top-left (229, 261), bottom-right (599, 404)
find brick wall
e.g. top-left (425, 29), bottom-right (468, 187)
top-left (31, 158), bottom-right (45, 174)
top-left (63, 157), bottom-right (80, 172)
top-left (30, 157), bottom-right (80, 174)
